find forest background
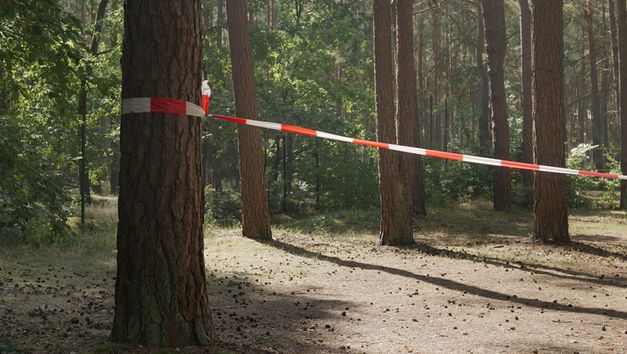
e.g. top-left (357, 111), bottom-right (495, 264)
top-left (1, 0), bottom-right (624, 245)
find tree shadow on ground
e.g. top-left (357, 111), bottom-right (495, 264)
top-left (262, 240), bottom-right (627, 321)
top-left (565, 240), bottom-right (627, 261)
top-left (409, 242), bottom-right (626, 288)
top-left (206, 273), bottom-right (355, 353)
top-left (0, 256), bottom-right (350, 354)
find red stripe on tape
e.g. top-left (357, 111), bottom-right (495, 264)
top-left (501, 160), bottom-right (540, 171)
top-left (212, 114), bottom-right (248, 125)
top-left (578, 170), bottom-right (619, 179)
top-left (353, 139), bottom-right (389, 149)
top-left (150, 98), bottom-right (186, 116)
top-left (426, 150), bottom-right (463, 161)
top-left (201, 95), bottom-right (210, 114)
top-left (281, 124), bottom-right (317, 136)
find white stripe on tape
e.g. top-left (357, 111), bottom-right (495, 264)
top-left (122, 97), bottom-right (150, 115)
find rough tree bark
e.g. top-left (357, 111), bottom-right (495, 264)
top-left (374, 0), bottom-right (413, 246)
top-left (112, 0), bottom-right (216, 347)
top-left (481, 0), bottom-right (511, 211)
top-left (583, 7), bottom-right (605, 170)
top-left (531, 0), bottom-right (570, 243)
top-left (396, 0), bottom-right (426, 216)
top-left (519, 0), bottom-right (534, 188)
top-left (227, 0), bottom-right (273, 240)
top-left (617, 0), bottom-right (627, 209)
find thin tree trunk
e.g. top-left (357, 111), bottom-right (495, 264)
top-left (601, 4), bottom-right (611, 154)
top-left (432, 1), bottom-right (441, 148)
top-left (481, 0), bottom-right (511, 211)
top-left (609, 0), bottom-right (621, 147)
top-left (112, 0), bottom-right (216, 346)
top-left (216, 0), bottom-right (224, 47)
top-left (519, 0), bottom-right (534, 188)
top-left (617, 0), bottom-right (627, 209)
top-left (583, 8), bottom-right (605, 170)
top-left (417, 1), bottom-right (426, 145)
top-left (476, 3), bottom-right (490, 154)
top-left (397, 0), bottom-right (426, 216)
top-left (531, 0), bottom-right (569, 243)
top-left (227, 0), bottom-right (272, 240)
top-left (375, 0), bottom-right (413, 246)
top-left (578, 56), bottom-right (588, 143)
top-left (315, 139), bottom-right (320, 208)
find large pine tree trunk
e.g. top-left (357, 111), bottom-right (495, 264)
top-left (617, 0), bottom-right (627, 209)
top-left (374, 0), bottom-right (413, 246)
top-left (481, 0), bottom-right (511, 211)
top-left (531, 0), bottom-right (569, 243)
top-left (227, 0), bottom-right (273, 240)
top-left (584, 8), bottom-right (605, 170)
top-left (396, 0), bottom-right (426, 216)
top-left (519, 0), bottom-right (534, 188)
top-left (112, 0), bottom-right (216, 347)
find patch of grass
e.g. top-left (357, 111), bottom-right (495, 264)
top-left (0, 198), bottom-right (118, 288)
top-left (273, 209), bottom-right (379, 235)
top-left (0, 336), bottom-right (26, 354)
top-left (88, 342), bottom-right (125, 354)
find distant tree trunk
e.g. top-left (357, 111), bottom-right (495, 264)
top-left (112, 0), bottom-right (216, 346)
top-left (578, 56), bottom-right (588, 144)
top-left (216, 0), bottom-right (224, 47)
top-left (617, 0), bottom-right (627, 209)
top-left (78, 0), bottom-right (109, 214)
top-left (397, 0), bottom-right (426, 216)
top-left (519, 0), bottom-right (534, 188)
top-left (476, 3), bottom-right (490, 154)
top-left (481, 0), bottom-right (511, 211)
top-left (0, 85), bottom-right (8, 111)
top-left (282, 135), bottom-right (288, 212)
top-left (609, 0), bottom-right (621, 144)
top-left (227, 0), bottom-right (273, 240)
top-left (531, 0), bottom-right (569, 243)
top-left (374, 0), bottom-right (413, 246)
top-left (315, 139), bottom-right (320, 208)
top-left (432, 1), bottom-right (441, 148)
top-left (281, 134), bottom-right (295, 213)
top-left (109, 132), bottom-right (120, 193)
top-left (583, 8), bottom-right (605, 170)
top-left (417, 2), bottom-right (427, 145)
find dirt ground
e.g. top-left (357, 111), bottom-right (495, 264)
top-left (0, 202), bottom-right (626, 353)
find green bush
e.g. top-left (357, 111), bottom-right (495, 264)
top-left (566, 143), bottom-right (596, 209)
top-left (0, 115), bottom-right (73, 245)
top-left (204, 187), bottom-right (242, 227)
top-left (426, 159), bottom-right (492, 204)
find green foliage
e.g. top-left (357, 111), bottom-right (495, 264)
top-left (0, 115), bottom-right (73, 244)
top-left (0, 0), bottom-right (122, 244)
top-left (204, 187), bottom-right (242, 227)
top-left (425, 159), bottom-right (492, 205)
top-left (566, 143), bottom-right (597, 208)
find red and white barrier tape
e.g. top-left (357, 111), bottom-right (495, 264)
top-left (121, 96), bottom-right (627, 181)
